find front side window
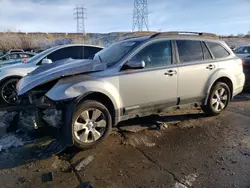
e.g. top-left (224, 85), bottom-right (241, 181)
top-left (206, 42), bottom-right (230, 58)
top-left (176, 40), bottom-right (203, 63)
top-left (131, 40), bottom-right (172, 68)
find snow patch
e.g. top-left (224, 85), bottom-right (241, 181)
top-left (181, 173), bottom-right (198, 186)
top-left (174, 173), bottom-right (198, 188)
top-left (0, 133), bottom-right (24, 151)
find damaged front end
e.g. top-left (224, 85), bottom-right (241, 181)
top-left (18, 79), bottom-right (63, 131)
top-left (16, 58), bottom-right (107, 147)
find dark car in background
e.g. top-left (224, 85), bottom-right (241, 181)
top-left (234, 45), bottom-right (250, 90)
top-left (242, 58), bottom-right (250, 90)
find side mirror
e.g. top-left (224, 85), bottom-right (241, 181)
top-left (41, 58), bottom-right (52, 65)
top-left (125, 60), bottom-right (146, 69)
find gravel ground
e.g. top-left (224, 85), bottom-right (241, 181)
top-left (0, 94), bottom-right (249, 188)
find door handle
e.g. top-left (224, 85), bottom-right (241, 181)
top-left (206, 64), bottom-right (215, 70)
top-left (164, 70), bottom-right (177, 76)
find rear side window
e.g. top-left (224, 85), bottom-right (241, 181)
top-left (82, 46), bottom-right (103, 59)
top-left (176, 40), bottom-right (203, 63)
top-left (206, 42), bottom-right (230, 59)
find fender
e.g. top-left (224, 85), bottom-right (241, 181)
top-left (45, 75), bottom-right (122, 115)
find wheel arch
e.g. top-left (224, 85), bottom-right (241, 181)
top-left (204, 76), bottom-right (233, 105)
top-left (75, 91), bottom-right (118, 126)
top-left (0, 75), bottom-right (23, 87)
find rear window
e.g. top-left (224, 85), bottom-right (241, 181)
top-left (176, 40), bottom-right (203, 63)
top-left (206, 42), bottom-right (230, 59)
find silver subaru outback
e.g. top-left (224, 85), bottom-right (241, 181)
top-left (17, 32), bottom-right (245, 149)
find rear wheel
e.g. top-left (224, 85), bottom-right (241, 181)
top-left (202, 82), bottom-right (231, 116)
top-left (72, 100), bottom-right (112, 149)
top-left (0, 78), bottom-right (20, 105)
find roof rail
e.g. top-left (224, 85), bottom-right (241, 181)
top-left (150, 31), bottom-right (219, 39)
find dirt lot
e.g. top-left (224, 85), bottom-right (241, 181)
top-left (0, 94), bottom-right (250, 188)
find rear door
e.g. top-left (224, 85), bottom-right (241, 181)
top-left (176, 40), bottom-right (217, 104)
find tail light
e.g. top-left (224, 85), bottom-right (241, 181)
top-left (242, 59), bottom-right (245, 65)
top-left (22, 58), bottom-right (27, 63)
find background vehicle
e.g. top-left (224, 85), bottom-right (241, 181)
top-left (17, 32), bottom-right (245, 149)
top-left (0, 52), bottom-right (35, 65)
top-left (234, 45), bottom-right (250, 58)
top-left (234, 45), bottom-right (250, 90)
top-left (0, 44), bottom-right (103, 105)
top-left (7, 49), bottom-right (24, 54)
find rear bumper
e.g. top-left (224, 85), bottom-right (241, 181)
top-left (233, 73), bottom-right (245, 97)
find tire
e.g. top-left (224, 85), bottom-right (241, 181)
top-left (202, 82), bottom-right (231, 116)
top-left (0, 78), bottom-right (20, 106)
top-left (72, 100), bottom-right (112, 149)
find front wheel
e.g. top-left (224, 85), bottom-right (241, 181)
top-left (0, 78), bottom-right (20, 105)
top-left (202, 82), bottom-right (231, 116)
top-left (72, 100), bottom-right (112, 149)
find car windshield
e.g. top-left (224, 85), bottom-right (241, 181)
top-left (25, 47), bottom-right (58, 63)
top-left (234, 46), bottom-right (250, 54)
top-left (93, 40), bottom-right (141, 67)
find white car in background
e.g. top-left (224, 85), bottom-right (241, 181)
top-left (0, 44), bottom-right (103, 105)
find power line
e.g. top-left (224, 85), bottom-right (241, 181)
top-left (74, 5), bottom-right (86, 34)
top-left (132, 0), bottom-right (149, 32)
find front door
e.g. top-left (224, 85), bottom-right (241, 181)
top-left (119, 40), bottom-right (178, 114)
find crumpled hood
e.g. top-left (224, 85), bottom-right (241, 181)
top-left (18, 58), bottom-right (106, 95)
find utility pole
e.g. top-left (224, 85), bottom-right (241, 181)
top-left (132, 0), bottom-right (149, 32)
top-left (74, 5), bottom-right (86, 34)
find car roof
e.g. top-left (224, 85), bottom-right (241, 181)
top-left (123, 31), bottom-right (222, 43)
top-left (52, 44), bottom-right (104, 50)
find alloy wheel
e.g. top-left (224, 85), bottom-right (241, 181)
top-left (73, 108), bottom-right (107, 144)
top-left (211, 87), bottom-right (229, 112)
top-left (1, 80), bottom-right (19, 104)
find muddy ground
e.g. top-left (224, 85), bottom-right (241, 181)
top-left (0, 94), bottom-right (250, 188)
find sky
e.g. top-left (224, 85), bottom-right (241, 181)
top-left (0, 0), bottom-right (249, 35)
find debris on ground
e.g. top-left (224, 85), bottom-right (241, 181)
top-left (155, 121), bottom-right (169, 130)
top-left (18, 177), bottom-right (26, 184)
top-left (0, 133), bottom-right (24, 152)
top-left (75, 155), bottom-right (95, 171)
top-left (19, 110), bottom-right (39, 131)
top-left (0, 111), bottom-right (17, 137)
top-left (51, 155), bottom-right (71, 172)
top-left (41, 172), bottom-right (54, 183)
top-left (42, 109), bottom-right (62, 128)
top-left (78, 182), bottom-right (94, 188)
